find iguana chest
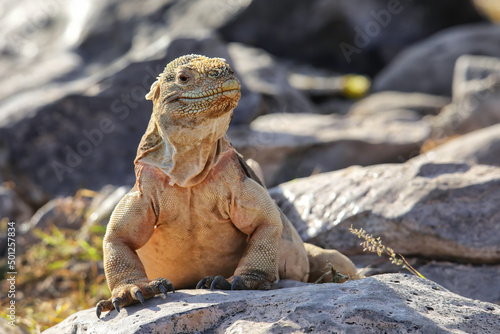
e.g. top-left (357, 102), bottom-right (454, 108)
top-left (136, 160), bottom-right (247, 289)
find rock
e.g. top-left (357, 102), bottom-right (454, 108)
top-left (418, 123), bottom-right (500, 168)
top-left (373, 24), bottom-right (500, 96)
top-left (270, 160), bottom-right (500, 263)
top-left (84, 185), bottom-right (130, 227)
top-left (228, 43), bottom-right (316, 116)
top-left (418, 261), bottom-right (500, 304)
top-left (349, 254), bottom-right (500, 304)
top-left (0, 185), bottom-right (33, 257)
top-left (349, 91), bottom-right (450, 117)
top-left (0, 185), bottom-right (33, 222)
top-left (431, 55), bottom-right (500, 137)
top-left (42, 274), bottom-right (500, 334)
top-left (228, 113), bottom-right (430, 187)
top-left (219, 0), bottom-right (485, 76)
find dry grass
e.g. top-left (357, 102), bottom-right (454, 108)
top-left (349, 225), bottom-right (425, 279)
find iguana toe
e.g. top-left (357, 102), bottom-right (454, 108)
top-left (230, 276), bottom-right (247, 290)
top-left (197, 274), bottom-right (269, 291)
top-left (95, 277), bottom-right (175, 318)
top-left (210, 276), bottom-right (232, 290)
top-left (134, 289), bottom-right (145, 305)
top-left (197, 276), bottom-right (232, 290)
top-left (196, 276), bottom-right (216, 289)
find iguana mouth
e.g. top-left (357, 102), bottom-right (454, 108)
top-left (179, 89), bottom-right (240, 100)
top-left (178, 79), bottom-right (241, 101)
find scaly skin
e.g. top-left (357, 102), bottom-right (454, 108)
top-left (96, 54), bottom-right (359, 318)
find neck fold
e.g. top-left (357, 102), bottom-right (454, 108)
top-left (135, 112), bottom-right (232, 187)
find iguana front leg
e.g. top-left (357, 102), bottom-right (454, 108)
top-left (197, 178), bottom-right (282, 290)
top-left (95, 189), bottom-right (174, 318)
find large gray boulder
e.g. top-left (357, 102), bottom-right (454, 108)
top-left (42, 274), bottom-right (500, 334)
top-left (228, 112), bottom-right (430, 187)
top-left (373, 24), bottom-right (500, 96)
top-left (270, 160), bottom-right (500, 263)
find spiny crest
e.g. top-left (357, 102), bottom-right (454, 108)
top-left (162, 54), bottom-right (205, 79)
top-left (145, 54), bottom-right (228, 101)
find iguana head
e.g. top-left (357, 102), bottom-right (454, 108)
top-left (137, 55), bottom-right (241, 187)
top-left (146, 54), bottom-right (241, 123)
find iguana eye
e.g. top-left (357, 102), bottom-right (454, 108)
top-left (176, 70), bottom-right (192, 84)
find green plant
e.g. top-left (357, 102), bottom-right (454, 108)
top-left (0, 224), bottom-right (109, 333)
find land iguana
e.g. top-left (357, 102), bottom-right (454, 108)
top-left (96, 54), bottom-right (359, 318)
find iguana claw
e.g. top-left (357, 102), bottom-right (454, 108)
top-left (196, 277), bottom-right (210, 289)
top-left (158, 283), bottom-right (168, 299)
top-left (112, 298), bottom-right (121, 313)
top-left (210, 276), bottom-right (232, 290)
top-left (197, 275), bottom-right (247, 290)
top-left (135, 290), bottom-right (145, 305)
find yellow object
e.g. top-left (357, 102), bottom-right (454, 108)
top-left (342, 74), bottom-right (371, 99)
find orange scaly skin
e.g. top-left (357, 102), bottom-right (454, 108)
top-left (96, 55), bottom-right (358, 318)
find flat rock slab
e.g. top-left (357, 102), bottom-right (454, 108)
top-left (43, 274), bottom-right (500, 334)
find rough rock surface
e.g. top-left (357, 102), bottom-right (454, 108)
top-left (42, 274), bottom-right (500, 334)
top-left (373, 24), bottom-right (500, 96)
top-left (228, 113), bottom-right (430, 186)
top-left (418, 262), bottom-right (500, 305)
top-left (270, 160), bottom-right (500, 263)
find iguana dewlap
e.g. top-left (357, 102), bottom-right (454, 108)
top-left (96, 54), bottom-right (358, 318)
